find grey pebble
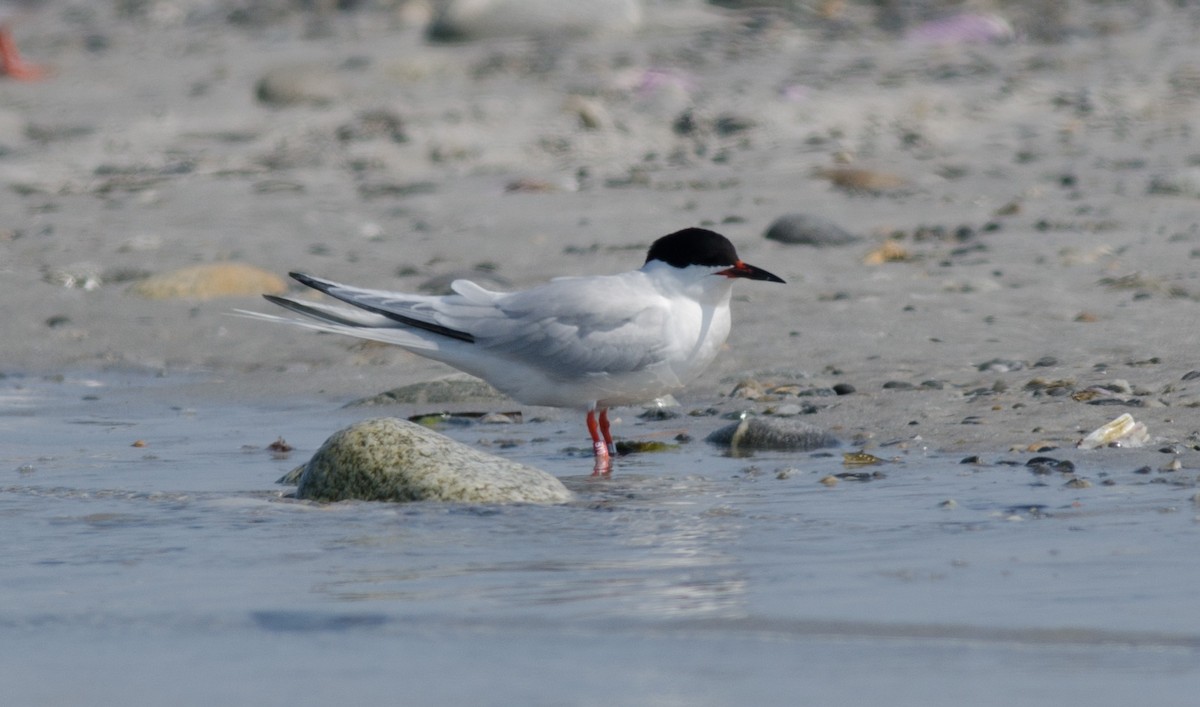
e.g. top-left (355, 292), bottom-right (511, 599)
top-left (1026, 457), bottom-right (1075, 475)
top-left (1087, 398), bottom-right (1144, 408)
top-left (336, 110), bottom-right (407, 144)
top-left (638, 408), bottom-right (681, 421)
top-left (1148, 167), bottom-right (1200, 197)
top-left (293, 417), bottom-right (571, 504)
top-left (358, 181), bottom-right (438, 201)
top-left (674, 110), bottom-right (756, 138)
top-left (428, 0), bottom-right (642, 41)
top-left (1102, 379), bottom-right (1134, 395)
top-left (764, 213), bottom-right (862, 247)
top-left (977, 358), bottom-right (1027, 372)
top-left (256, 65), bottom-right (342, 107)
top-left (345, 376), bottom-right (507, 407)
top-left (706, 417), bottom-right (839, 452)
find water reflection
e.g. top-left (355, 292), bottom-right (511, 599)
top-left (312, 476), bottom-right (750, 619)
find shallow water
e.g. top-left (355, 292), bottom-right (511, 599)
top-left (3, 374), bottom-right (1199, 706)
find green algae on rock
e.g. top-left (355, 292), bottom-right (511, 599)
top-left (293, 417), bottom-right (571, 504)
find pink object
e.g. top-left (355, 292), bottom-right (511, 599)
top-left (0, 23), bottom-right (45, 80)
top-left (634, 68), bottom-right (695, 99)
top-left (907, 13), bottom-right (1015, 45)
top-left (779, 84), bottom-right (811, 103)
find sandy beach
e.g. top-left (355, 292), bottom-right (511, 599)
top-left (4, 0), bottom-right (1200, 455)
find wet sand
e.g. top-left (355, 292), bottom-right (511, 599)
top-left (4, 373), bottom-right (1200, 706)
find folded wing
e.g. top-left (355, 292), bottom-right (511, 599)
top-left (266, 272), bottom-right (672, 381)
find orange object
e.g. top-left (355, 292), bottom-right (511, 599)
top-left (0, 24), bottom-right (46, 80)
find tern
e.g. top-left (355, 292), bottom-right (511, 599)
top-left (243, 227), bottom-right (785, 473)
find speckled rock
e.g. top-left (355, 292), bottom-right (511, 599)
top-left (130, 263), bottom-right (287, 300)
top-left (294, 417), bottom-right (571, 504)
top-left (707, 417), bottom-right (839, 452)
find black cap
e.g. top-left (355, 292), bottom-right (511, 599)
top-left (645, 227), bottom-right (785, 283)
top-left (645, 228), bottom-right (740, 268)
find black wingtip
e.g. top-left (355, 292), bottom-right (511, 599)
top-left (278, 273), bottom-right (477, 344)
top-left (289, 272), bottom-right (333, 293)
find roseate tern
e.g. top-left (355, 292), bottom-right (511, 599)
top-left (242, 227), bottom-right (785, 473)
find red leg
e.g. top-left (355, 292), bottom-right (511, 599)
top-left (598, 408), bottom-right (615, 455)
top-left (0, 26), bottom-right (48, 82)
top-left (586, 408), bottom-right (612, 476)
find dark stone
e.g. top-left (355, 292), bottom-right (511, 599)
top-left (764, 213), bottom-right (861, 247)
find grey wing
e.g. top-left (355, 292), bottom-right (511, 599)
top-left (285, 272), bottom-right (671, 377)
top-left (289, 272), bottom-right (484, 343)
top-left (466, 276), bottom-right (672, 378)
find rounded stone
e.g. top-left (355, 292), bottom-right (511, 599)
top-left (706, 417), bottom-right (839, 452)
top-left (764, 213), bottom-right (861, 247)
top-left (1148, 167), bottom-right (1200, 197)
top-left (427, 0), bottom-right (643, 41)
top-left (345, 376), bottom-right (507, 407)
top-left (296, 417), bottom-right (572, 504)
top-left (255, 65), bottom-right (342, 107)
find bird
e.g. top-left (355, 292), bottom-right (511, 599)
top-left (241, 227), bottom-right (785, 473)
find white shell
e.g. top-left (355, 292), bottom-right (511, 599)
top-left (1077, 413), bottom-right (1149, 449)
